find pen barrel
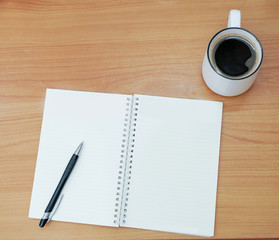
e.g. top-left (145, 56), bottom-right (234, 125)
top-left (45, 154), bottom-right (79, 212)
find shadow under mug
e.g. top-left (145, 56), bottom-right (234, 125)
top-left (202, 10), bottom-right (263, 97)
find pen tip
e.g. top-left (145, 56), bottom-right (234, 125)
top-left (74, 141), bottom-right (84, 156)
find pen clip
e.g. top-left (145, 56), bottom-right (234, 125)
top-left (47, 194), bottom-right (64, 223)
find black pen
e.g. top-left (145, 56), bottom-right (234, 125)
top-left (39, 141), bottom-right (84, 228)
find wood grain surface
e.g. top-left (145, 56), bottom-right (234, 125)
top-left (0, 0), bottom-right (278, 239)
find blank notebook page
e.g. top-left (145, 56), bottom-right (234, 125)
top-left (122, 95), bottom-right (223, 237)
top-left (29, 89), bottom-right (129, 227)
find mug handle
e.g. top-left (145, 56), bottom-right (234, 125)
top-left (228, 10), bottom-right (241, 28)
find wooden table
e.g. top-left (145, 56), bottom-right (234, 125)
top-left (0, 1), bottom-right (278, 239)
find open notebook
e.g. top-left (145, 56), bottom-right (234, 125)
top-left (29, 89), bottom-right (223, 237)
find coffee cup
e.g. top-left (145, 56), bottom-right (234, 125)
top-left (202, 10), bottom-right (263, 96)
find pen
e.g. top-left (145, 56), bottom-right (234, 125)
top-left (39, 141), bottom-right (84, 228)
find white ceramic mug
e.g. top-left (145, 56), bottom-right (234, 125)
top-left (202, 10), bottom-right (263, 96)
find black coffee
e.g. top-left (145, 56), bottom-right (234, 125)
top-left (214, 37), bottom-right (255, 77)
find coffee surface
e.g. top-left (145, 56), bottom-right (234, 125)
top-left (215, 38), bottom-right (252, 77)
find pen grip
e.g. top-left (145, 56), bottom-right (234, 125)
top-left (45, 154), bottom-right (79, 212)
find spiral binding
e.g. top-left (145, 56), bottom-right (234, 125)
top-left (119, 96), bottom-right (139, 225)
top-left (113, 96), bottom-right (134, 225)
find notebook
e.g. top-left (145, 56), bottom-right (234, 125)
top-left (29, 89), bottom-right (223, 237)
